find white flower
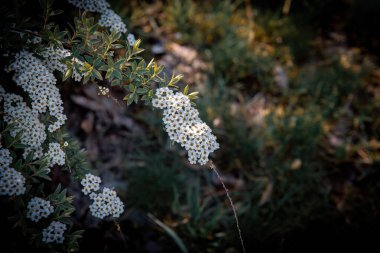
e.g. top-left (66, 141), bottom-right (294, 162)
top-left (26, 197), bottom-right (54, 222)
top-left (45, 143), bottom-right (66, 166)
top-left (0, 148), bottom-right (12, 167)
top-left (31, 36), bottom-right (42, 44)
top-left (89, 187), bottom-right (124, 219)
top-left (0, 167), bottom-right (26, 196)
top-left (23, 146), bottom-right (44, 161)
top-left (152, 87), bottom-right (219, 165)
top-left (81, 174), bottom-right (124, 219)
top-left (42, 221), bottom-right (67, 244)
top-left (4, 50), bottom-right (67, 132)
top-left (68, 0), bottom-right (110, 13)
top-left (89, 192), bottom-right (97, 200)
top-left (98, 9), bottom-right (127, 33)
top-left (41, 46), bottom-right (83, 82)
top-left (68, 1), bottom-right (128, 34)
top-left (1, 91), bottom-right (47, 148)
top-left (98, 86), bottom-right (110, 95)
top-left (0, 142), bottom-right (26, 198)
top-left (81, 173), bottom-right (101, 195)
top-left (127, 33), bottom-right (136, 46)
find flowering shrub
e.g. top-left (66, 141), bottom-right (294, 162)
top-left (0, 0), bottom-right (219, 251)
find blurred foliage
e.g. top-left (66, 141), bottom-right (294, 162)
top-left (115, 0), bottom-right (380, 252)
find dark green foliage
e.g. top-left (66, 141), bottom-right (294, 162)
top-left (124, 0), bottom-right (380, 251)
top-left (126, 152), bottom-right (185, 212)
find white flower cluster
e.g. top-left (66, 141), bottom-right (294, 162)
top-left (42, 221), bottom-right (67, 244)
top-left (127, 33), bottom-right (136, 46)
top-left (80, 173), bottom-right (101, 195)
top-left (0, 148), bottom-right (12, 167)
top-left (26, 197), bottom-right (54, 222)
top-left (41, 46), bottom-right (83, 82)
top-left (97, 86), bottom-right (110, 96)
top-left (68, 0), bottom-right (109, 13)
top-left (98, 9), bottom-right (127, 33)
top-left (68, 0), bottom-right (136, 38)
top-left (5, 50), bottom-right (67, 133)
top-left (41, 46), bottom-right (70, 72)
top-left (46, 143), bottom-right (66, 166)
top-left (0, 168), bottom-right (26, 196)
top-left (1, 91), bottom-right (46, 148)
top-left (0, 148), bottom-right (26, 196)
top-left (89, 187), bottom-right (124, 219)
top-left (23, 147), bottom-right (44, 161)
top-left (80, 173), bottom-right (124, 219)
top-left (27, 36), bottom-right (42, 45)
top-left (152, 87), bottom-right (219, 165)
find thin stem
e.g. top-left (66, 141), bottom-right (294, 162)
top-left (208, 160), bottom-right (246, 253)
top-left (113, 220), bottom-right (128, 251)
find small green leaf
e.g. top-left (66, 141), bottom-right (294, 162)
top-left (183, 85), bottom-right (189, 95)
top-left (92, 69), bottom-right (103, 80)
top-left (112, 44), bottom-right (123, 49)
top-left (188, 91), bottom-right (199, 100)
top-left (63, 68), bottom-right (73, 81)
top-left (13, 143), bottom-right (28, 149)
top-left (137, 88), bottom-right (148, 94)
top-left (98, 65), bottom-right (109, 71)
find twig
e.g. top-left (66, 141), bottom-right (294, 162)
top-left (282, 0), bottom-right (292, 15)
top-left (208, 160), bottom-right (246, 253)
top-left (244, 0), bottom-right (255, 44)
top-left (113, 220), bottom-right (128, 251)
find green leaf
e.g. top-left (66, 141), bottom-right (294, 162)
top-left (13, 160), bottom-right (22, 170)
top-left (148, 213), bottom-right (188, 253)
top-left (98, 65), bottom-right (109, 71)
top-left (50, 9), bottom-right (64, 16)
top-left (92, 69), bottom-right (103, 80)
top-left (25, 152), bottom-right (34, 164)
top-left (128, 84), bottom-right (135, 92)
top-left (137, 88), bottom-right (148, 94)
top-left (63, 68), bottom-right (73, 81)
top-left (13, 143), bottom-right (28, 149)
top-left (105, 68), bottom-right (113, 79)
top-left (112, 44), bottom-right (124, 49)
top-left (84, 55), bottom-right (94, 64)
top-left (183, 85), bottom-right (189, 95)
top-left (111, 80), bottom-right (120, 86)
top-left (115, 58), bottom-right (126, 68)
top-left (188, 91), bottom-right (199, 100)
top-left (127, 95), bottom-right (134, 106)
top-left (112, 69), bottom-right (122, 80)
top-left (133, 93), bottom-right (138, 103)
